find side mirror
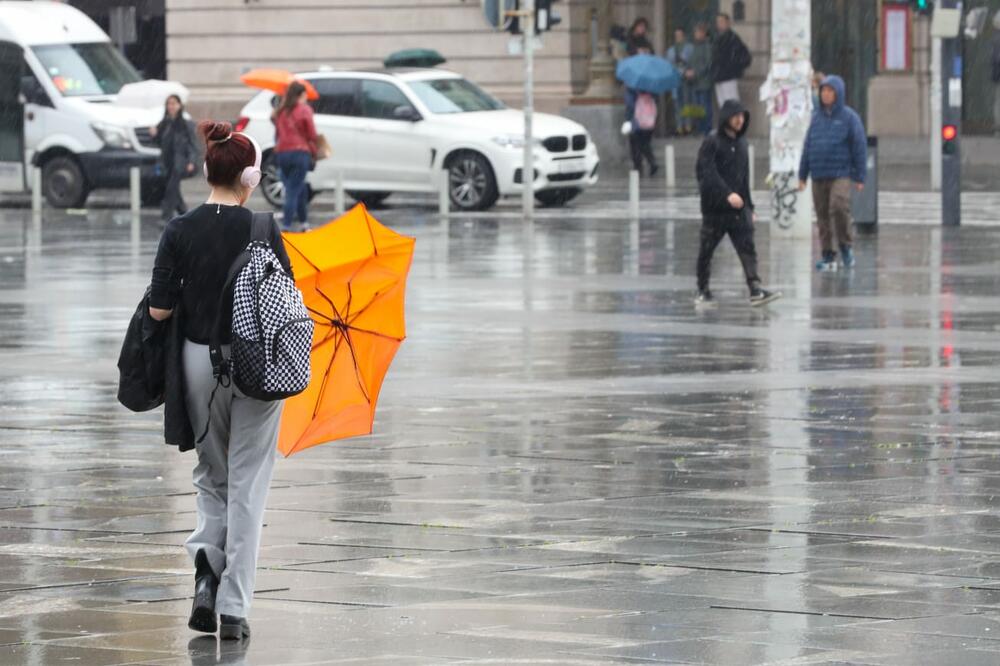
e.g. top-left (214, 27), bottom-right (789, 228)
top-left (393, 105), bottom-right (421, 122)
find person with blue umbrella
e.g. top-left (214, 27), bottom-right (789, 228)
top-left (617, 42), bottom-right (682, 176)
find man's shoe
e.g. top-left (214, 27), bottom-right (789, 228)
top-left (649, 164), bottom-right (659, 177)
top-left (840, 245), bottom-right (855, 268)
top-left (220, 615), bottom-right (251, 641)
top-left (749, 288), bottom-right (781, 307)
top-left (695, 290), bottom-right (717, 308)
top-left (816, 252), bottom-right (838, 272)
top-left (188, 550), bottom-right (218, 634)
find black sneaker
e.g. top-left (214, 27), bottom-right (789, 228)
top-left (649, 164), bottom-right (660, 177)
top-left (188, 550), bottom-right (219, 634)
top-left (695, 290), bottom-right (717, 308)
top-left (220, 615), bottom-right (251, 641)
top-left (749, 288), bottom-right (781, 307)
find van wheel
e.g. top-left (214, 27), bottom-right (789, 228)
top-left (347, 191), bottom-right (391, 208)
top-left (42, 156), bottom-right (89, 208)
top-left (446, 151), bottom-right (498, 211)
top-left (535, 188), bottom-right (581, 208)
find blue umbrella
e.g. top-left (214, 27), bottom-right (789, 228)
top-left (615, 54), bottom-right (682, 94)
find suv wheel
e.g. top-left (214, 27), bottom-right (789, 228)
top-left (347, 191), bottom-right (391, 208)
top-left (535, 187), bottom-right (581, 208)
top-left (260, 152), bottom-right (315, 209)
top-left (447, 151), bottom-right (498, 211)
top-left (42, 156), bottom-right (89, 208)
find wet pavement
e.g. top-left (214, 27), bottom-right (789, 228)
top-left (2, 198), bottom-right (1000, 665)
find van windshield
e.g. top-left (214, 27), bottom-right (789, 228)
top-left (407, 78), bottom-right (505, 114)
top-left (32, 43), bottom-right (140, 97)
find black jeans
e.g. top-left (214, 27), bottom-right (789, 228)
top-left (629, 129), bottom-right (656, 173)
top-left (696, 212), bottom-right (760, 293)
top-left (161, 167), bottom-right (187, 222)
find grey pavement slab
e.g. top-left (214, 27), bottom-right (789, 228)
top-left (4, 202), bottom-right (1000, 663)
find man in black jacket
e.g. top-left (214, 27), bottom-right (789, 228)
top-left (712, 13), bottom-right (752, 108)
top-left (695, 100), bottom-right (779, 308)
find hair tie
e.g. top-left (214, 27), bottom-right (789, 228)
top-left (214, 133), bottom-right (233, 144)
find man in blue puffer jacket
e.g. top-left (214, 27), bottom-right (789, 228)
top-left (798, 75), bottom-right (867, 271)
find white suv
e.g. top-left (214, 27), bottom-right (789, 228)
top-left (236, 68), bottom-right (600, 211)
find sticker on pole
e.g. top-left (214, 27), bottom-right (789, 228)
top-left (948, 78), bottom-right (962, 108)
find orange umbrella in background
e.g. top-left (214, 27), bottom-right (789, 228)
top-left (278, 205), bottom-right (415, 457)
top-left (240, 68), bottom-right (319, 101)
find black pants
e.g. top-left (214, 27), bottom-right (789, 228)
top-left (696, 213), bottom-right (760, 293)
top-left (629, 130), bottom-right (656, 173)
top-left (161, 168), bottom-right (187, 222)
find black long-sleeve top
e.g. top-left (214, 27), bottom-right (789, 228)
top-left (149, 204), bottom-right (293, 344)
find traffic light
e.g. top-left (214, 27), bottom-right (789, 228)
top-left (913, 0), bottom-right (932, 15)
top-left (536, 0), bottom-right (561, 33)
top-left (942, 124), bottom-right (958, 154)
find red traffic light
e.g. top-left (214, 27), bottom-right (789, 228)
top-left (942, 125), bottom-right (957, 141)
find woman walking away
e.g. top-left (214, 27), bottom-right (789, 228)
top-left (150, 94), bottom-right (196, 224)
top-left (148, 120), bottom-right (295, 641)
top-left (272, 81), bottom-right (317, 230)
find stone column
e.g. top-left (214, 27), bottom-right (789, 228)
top-left (579, 0), bottom-right (618, 101)
top-left (761, 0), bottom-right (812, 238)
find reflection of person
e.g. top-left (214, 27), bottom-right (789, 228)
top-left (686, 23), bottom-right (714, 135)
top-left (992, 12), bottom-right (1000, 135)
top-left (272, 81), bottom-right (317, 230)
top-left (666, 28), bottom-right (694, 134)
top-left (711, 12), bottom-right (752, 107)
top-left (149, 120), bottom-right (295, 642)
top-left (798, 75), bottom-right (867, 272)
top-left (695, 101), bottom-right (779, 308)
top-left (149, 94), bottom-right (196, 224)
top-left (626, 17), bottom-right (651, 56)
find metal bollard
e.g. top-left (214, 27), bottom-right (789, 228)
top-left (665, 144), bottom-right (676, 189)
top-left (438, 169), bottom-right (449, 217)
top-left (748, 143), bottom-right (756, 191)
top-left (129, 166), bottom-right (141, 216)
top-left (629, 169), bottom-right (640, 220)
top-left (31, 167), bottom-right (42, 214)
top-left (334, 169), bottom-right (345, 216)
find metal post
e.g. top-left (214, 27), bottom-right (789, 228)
top-left (129, 166), bottom-right (141, 216)
top-left (748, 143), bottom-right (756, 190)
top-left (664, 144), bottom-right (676, 189)
top-left (629, 169), bottom-right (640, 220)
top-left (930, 36), bottom-right (942, 191)
top-left (522, 0), bottom-right (535, 221)
top-left (940, 5), bottom-right (961, 227)
top-left (438, 168), bottom-right (450, 217)
top-left (335, 169), bottom-right (345, 217)
top-left (31, 167), bottom-right (42, 214)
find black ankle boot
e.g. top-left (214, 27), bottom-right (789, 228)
top-left (220, 614), bottom-right (251, 640)
top-left (188, 549), bottom-right (219, 633)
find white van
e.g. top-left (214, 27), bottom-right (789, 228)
top-left (0, 1), bottom-right (168, 207)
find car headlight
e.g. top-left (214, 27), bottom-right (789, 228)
top-left (491, 134), bottom-right (542, 150)
top-left (92, 122), bottom-right (133, 150)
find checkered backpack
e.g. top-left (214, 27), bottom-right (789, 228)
top-left (200, 213), bottom-right (313, 441)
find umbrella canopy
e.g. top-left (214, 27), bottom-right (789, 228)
top-left (615, 54), bottom-right (681, 94)
top-left (239, 68), bottom-right (319, 101)
top-left (384, 48), bottom-right (446, 68)
top-left (278, 205), bottom-right (415, 457)
top-left (116, 80), bottom-right (190, 110)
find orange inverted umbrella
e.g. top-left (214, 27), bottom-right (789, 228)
top-left (240, 68), bottom-right (319, 101)
top-left (278, 205), bottom-right (415, 456)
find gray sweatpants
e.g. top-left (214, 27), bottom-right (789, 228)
top-left (182, 341), bottom-right (282, 618)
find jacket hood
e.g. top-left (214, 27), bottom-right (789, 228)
top-left (819, 75), bottom-right (846, 113)
top-left (717, 99), bottom-right (750, 138)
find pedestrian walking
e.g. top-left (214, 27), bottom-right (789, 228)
top-left (711, 12), bottom-right (752, 108)
top-left (798, 75), bottom-right (867, 271)
top-left (694, 100), bottom-right (779, 307)
top-left (624, 74), bottom-right (659, 177)
top-left (148, 120), bottom-right (295, 641)
top-left (992, 11), bottom-right (1000, 136)
top-left (626, 17), bottom-right (651, 56)
top-left (686, 22), bottom-right (714, 135)
top-left (149, 94), bottom-right (196, 224)
top-left (272, 81), bottom-right (318, 230)
top-left (666, 28), bottom-right (694, 135)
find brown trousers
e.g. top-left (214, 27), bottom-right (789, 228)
top-left (812, 177), bottom-right (853, 253)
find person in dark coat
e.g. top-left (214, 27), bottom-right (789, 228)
top-left (694, 100), bottom-right (779, 308)
top-left (798, 75), bottom-right (867, 271)
top-left (150, 94), bottom-right (197, 224)
top-left (711, 12), bottom-right (752, 107)
top-left (625, 17), bottom-right (651, 56)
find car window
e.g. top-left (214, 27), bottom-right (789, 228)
top-left (360, 80), bottom-right (414, 120)
top-left (408, 78), bottom-right (505, 114)
top-left (309, 78), bottom-right (359, 116)
top-left (21, 66), bottom-right (52, 107)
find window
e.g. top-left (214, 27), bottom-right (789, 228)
top-left (407, 78), bottom-right (505, 114)
top-left (21, 67), bottom-right (51, 108)
top-left (309, 78), bottom-right (359, 117)
top-left (32, 43), bottom-right (140, 97)
top-left (360, 80), bottom-right (415, 120)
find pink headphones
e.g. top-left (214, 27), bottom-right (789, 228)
top-left (202, 132), bottom-right (262, 189)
